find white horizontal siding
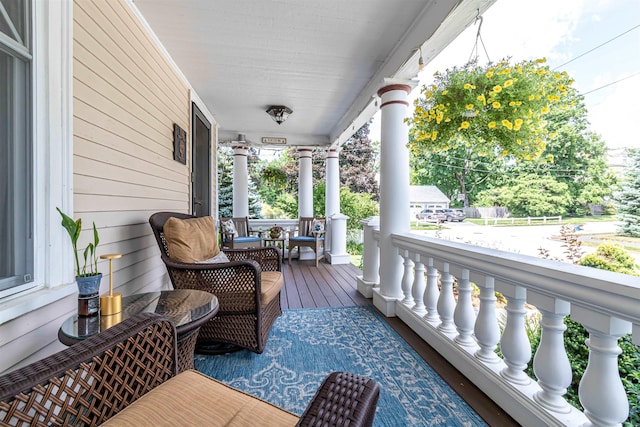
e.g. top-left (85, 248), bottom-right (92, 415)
top-left (0, 0), bottom-right (192, 374)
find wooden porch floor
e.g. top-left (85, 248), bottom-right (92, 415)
top-left (283, 259), bottom-right (519, 427)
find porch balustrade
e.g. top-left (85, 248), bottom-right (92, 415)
top-left (359, 218), bottom-right (639, 427)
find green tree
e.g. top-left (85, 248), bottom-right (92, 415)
top-left (316, 121), bottom-right (379, 200)
top-left (217, 147), bottom-right (234, 217)
top-left (475, 174), bottom-right (571, 217)
top-left (504, 90), bottom-right (616, 215)
top-left (410, 146), bottom-right (502, 206)
top-left (616, 149), bottom-right (640, 237)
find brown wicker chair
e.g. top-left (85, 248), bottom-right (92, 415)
top-left (220, 216), bottom-right (261, 249)
top-left (288, 217), bottom-right (326, 267)
top-left (149, 212), bottom-right (283, 354)
top-left (0, 313), bottom-right (380, 427)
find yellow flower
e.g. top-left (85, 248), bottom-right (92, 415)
top-left (492, 101), bottom-right (501, 109)
top-left (541, 104), bottom-right (550, 114)
top-left (493, 85), bottom-right (502, 93)
top-left (502, 119), bottom-right (513, 130)
top-left (431, 131), bottom-right (438, 140)
top-left (465, 104), bottom-right (474, 110)
top-left (486, 70), bottom-right (494, 78)
top-left (441, 90), bottom-right (448, 95)
top-left (514, 118), bottom-right (523, 127)
top-left (528, 95), bottom-right (535, 101)
top-left (488, 121), bottom-right (497, 129)
top-left (459, 121), bottom-right (470, 130)
top-left (464, 83), bottom-right (473, 89)
top-left (503, 79), bottom-right (513, 87)
top-left (477, 94), bottom-right (486, 105)
top-left (444, 117), bottom-right (451, 122)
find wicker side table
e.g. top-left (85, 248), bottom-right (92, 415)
top-left (59, 289), bottom-right (219, 372)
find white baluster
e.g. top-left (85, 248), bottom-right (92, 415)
top-left (579, 328), bottom-right (630, 426)
top-left (453, 268), bottom-right (475, 347)
top-left (527, 292), bottom-right (572, 414)
top-left (533, 309), bottom-right (572, 413)
top-left (400, 249), bottom-right (414, 306)
top-left (424, 259), bottom-right (439, 323)
top-left (437, 263), bottom-right (456, 335)
top-left (474, 276), bottom-right (500, 363)
top-left (411, 255), bottom-right (426, 315)
top-left (500, 287), bottom-right (531, 385)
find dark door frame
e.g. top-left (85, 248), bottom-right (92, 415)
top-left (191, 102), bottom-right (212, 216)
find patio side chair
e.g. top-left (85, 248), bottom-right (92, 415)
top-left (288, 217), bottom-right (325, 267)
top-left (220, 216), bottom-right (262, 249)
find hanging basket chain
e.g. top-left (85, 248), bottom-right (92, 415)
top-left (468, 13), bottom-right (491, 64)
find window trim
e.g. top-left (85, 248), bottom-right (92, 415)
top-left (0, 0), bottom-right (74, 324)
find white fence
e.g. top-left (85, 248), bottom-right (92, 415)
top-left (483, 216), bottom-right (563, 225)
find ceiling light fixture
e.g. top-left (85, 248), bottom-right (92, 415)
top-left (266, 105), bottom-right (293, 125)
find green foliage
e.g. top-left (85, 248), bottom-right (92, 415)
top-left (407, 58), bottom-right (575, 161)
top-left (217, 147), bottom-right (234, 217)
top-left (616, 149), bottom-right (640, 237)
top-left (338, 187), bottom-right (379, 230)
top-left (578, 242), bottom-right (638, 275)
top-left (475, 174), bottom-right (571, 216)
top-left (56, 208), bottom-right (100, 277)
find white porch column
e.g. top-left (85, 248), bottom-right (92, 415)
top-left (373, 82), bottom-right (414, 316)
top-left (357, 216), bottom-right (379, 298)
top-left (232, 145), bottom-right (249, 217)
top-left (297, 148), bottom-right (313, 217)
top-left (328, 213), bottom-right (349, 264)
top-left (325, 147), bottom-right (340, 256)
top-left (298, 148), bottom-right (314, 260)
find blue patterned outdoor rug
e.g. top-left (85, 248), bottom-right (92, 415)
top-left (194, 306), bottom-right (487, 426)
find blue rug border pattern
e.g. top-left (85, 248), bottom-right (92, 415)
top-left (195, 306), bottom-right (487, 426)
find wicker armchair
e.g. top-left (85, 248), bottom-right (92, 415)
top-left (149, 212), bottom-right (283, 353)
top-left (0, 313), bottom-right (380, 427)
top-left (219, 216), bottom-right (261, 249)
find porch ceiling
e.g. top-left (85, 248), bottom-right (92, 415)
top-left (132, 0), bottom-right (496, 148)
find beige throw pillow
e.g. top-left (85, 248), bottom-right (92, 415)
top-left (163, 216), bottom-right (220, 263)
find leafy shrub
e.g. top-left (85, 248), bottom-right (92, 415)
top-left (578, 242), bottom-right (638, 275)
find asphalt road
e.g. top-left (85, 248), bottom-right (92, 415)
top-left (414, 221), bottom-right (622, 261)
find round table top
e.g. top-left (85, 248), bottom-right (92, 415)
top-left (59, 289), bottom-right (218, 343)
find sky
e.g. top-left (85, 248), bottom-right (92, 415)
top-left (371, 0), bottom-right (640, 151)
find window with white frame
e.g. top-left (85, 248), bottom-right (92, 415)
top-left (0, 0), bottom-right (33, 297)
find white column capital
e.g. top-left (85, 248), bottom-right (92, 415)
top-left (297, 147), bottom-right (313, 158)
top-left (325, 147), bottom-right (341, 159)
top-left (232, 145), bottom-right (249, 156)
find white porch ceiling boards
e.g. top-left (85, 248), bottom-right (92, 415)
top-left (132, 0), bottom-right (496, 148)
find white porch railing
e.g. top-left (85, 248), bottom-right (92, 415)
top-left (358, 219), bottom-right (640, 427)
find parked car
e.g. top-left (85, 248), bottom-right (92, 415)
top-left (417, 209), bottom-right (447, 222)
top-left (442, 208), bottom-right (465, 222)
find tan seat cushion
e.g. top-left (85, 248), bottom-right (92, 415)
top-left (163, 216), bottom-right (220, 263)
top-left (102, 370), bottom-right (298, 426)
top-left (261, 271), bottom-right (284, 308)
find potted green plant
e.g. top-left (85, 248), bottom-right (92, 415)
top-left (57, 208), bottom-right (101, 316)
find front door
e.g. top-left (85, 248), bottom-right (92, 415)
top-left (191, 103), bottom-right (211, 216)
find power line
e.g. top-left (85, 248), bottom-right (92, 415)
top-left (582, 71), bottom-right (640, 95)
top-left (553, 24), bottom-right (640, 70)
